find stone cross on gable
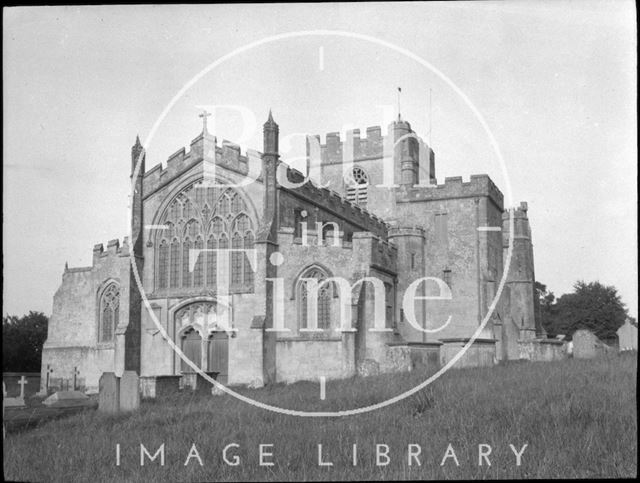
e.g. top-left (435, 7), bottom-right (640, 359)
top-left (17, 376), bottom-right (28, 399)
top-left (199, 110), bottom-right (212, 134)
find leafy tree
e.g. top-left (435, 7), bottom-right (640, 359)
top-left (553, 281), bottom-right (628, 340)
top-left (2, 311), bottom-right (49, 372)
top-left (535, 281), bottom-right (559, 336)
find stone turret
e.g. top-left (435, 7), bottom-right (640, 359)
top-left (502, 202), bottom-right (541, 349)
top-left (392, 119), bottom-right (418, 187)
top-left (262, 110), bottom-right (279, 225)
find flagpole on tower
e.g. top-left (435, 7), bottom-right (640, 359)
top-left (428, 87), bottom-right (433, 147)
top-left (397, 87), bottom-right (402, 121)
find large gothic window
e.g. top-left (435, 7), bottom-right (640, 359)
top-left (98, 283), bottom-right (119, 343)
top-left (156, 183), bottom-right (255, 292)
top-left (298, 267), bottom-right (332, 330)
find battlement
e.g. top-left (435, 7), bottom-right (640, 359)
top-left (502, 201), bottom-right (531, 240)
top-left (142, 132), bottom-right (262, 197)
top-left (280, 164), bottom-right (389, 239)
top-left (502, 201), bottom-right (529, 219)
top-left (92, 237), bottom-right (130, 264)
top-left (397, 174), bottom-right (504, 209)
top-left (312, 124), bottom-right (389, 165)
top-left (312, 122), bottom-right (432, 169)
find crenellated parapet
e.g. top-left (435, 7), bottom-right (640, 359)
top-left (142, 131), bottom-right (262, 198)
top-left (318, 127), bottom-right (386, 164)
top-left (90, 237), bottom-right (130, 265)
top-left (280, 164), bottom-right (389, 238)
top-left (312, 123), bottom-right (432, 166)
top-left (396, 174), bottom-right (504, 210)
top-left (502, 201), bottom-right (531, 243)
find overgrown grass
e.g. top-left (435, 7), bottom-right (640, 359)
top-left (3, 354), bottom-right (637, 481)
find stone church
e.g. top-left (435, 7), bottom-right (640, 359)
top-left (41, 111), bottom-right (542, 394)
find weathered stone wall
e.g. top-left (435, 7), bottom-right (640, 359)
top-left (275, 339), bottom-right (346, 383)
top-left (41, 240), bottom-right (130, 393)
top-left (395, 177), bottom-right (503, 344)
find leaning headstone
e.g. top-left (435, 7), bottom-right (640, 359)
top-left (98, 372), bottom-right (119, 414)
top-left (43, 390), bottom-right (90, 408)
top-left (119, 371), bottom-right (140, 412)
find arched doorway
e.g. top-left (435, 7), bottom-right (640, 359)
top-left (175, 301), bottom-right (229, 380)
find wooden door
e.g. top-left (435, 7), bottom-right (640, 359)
top-left (181, 328), bottom-right (202, 372)
top-left (208, 332), bottom-right (229, 383)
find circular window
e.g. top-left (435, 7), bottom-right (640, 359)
top-left (344, 166), bottom-right (369, 186)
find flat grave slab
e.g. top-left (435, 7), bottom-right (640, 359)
top-left (43, 390), bottom-right (91, 408)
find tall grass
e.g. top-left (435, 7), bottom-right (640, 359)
top-left (3, 354), bottom-right (637, 481)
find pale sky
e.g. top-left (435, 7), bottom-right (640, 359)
top-left (3, 2), bottom-right (637, 318)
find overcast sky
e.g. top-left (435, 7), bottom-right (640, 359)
top-left (3, 1), bottom-right (637, 318)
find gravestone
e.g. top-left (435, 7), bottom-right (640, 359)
top-left (154, 375), bottom-right (182, 399)
top-left (43, 390), bottom-right (91, 408)
top-left (195, 371), bottom-right (219, 394)
top-left (98, 372), bottom-right (120, 414)
top-left (119, 371), bottom-right (140, 412)
top-left (4, 376), bottom-right (27, 408)
top-left (573, 329), bottom-right (598, 359)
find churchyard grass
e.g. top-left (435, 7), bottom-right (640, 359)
top-left (4, 353), bottom-right (637, 481)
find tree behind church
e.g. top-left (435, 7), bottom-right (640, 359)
top-left (2, 311), bottom-right (48, 372)
top-left (552, 281), bottom-right (628, 341)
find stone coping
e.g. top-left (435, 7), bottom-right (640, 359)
top-left (438, 337), bottom-right (497, 344)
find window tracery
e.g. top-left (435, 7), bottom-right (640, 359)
top-left (98, 283), bottom-right (119, 343)
top-left (156, 183), bottom-right (255, 291)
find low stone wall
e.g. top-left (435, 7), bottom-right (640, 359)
top-left (439, 338), bottom-right (496, 368)
top-left (518, 338), bottom-right (567, 361)
top-left (40, 346), bottom-right (115, 394)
